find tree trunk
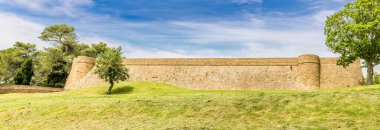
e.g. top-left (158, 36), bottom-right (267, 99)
top-left (367, 62), bottom-right (374, 85)
top-left (107, 80), bottom-right (114, 95)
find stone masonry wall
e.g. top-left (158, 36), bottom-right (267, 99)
top-left (64, 54), bottom-right (364, 90)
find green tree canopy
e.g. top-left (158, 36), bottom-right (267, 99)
top-left (39, 24), bottom-right (77, 53)
top-left (72, 43), bottom-right (90, 57)
top-left (0, 42), bottom-right (38, 84)
top-left (324, 0), bottom-right (380, 85)
top-left (46, 57), bottom-right (69, 88)
top-left (83, 42), bottom-right (111, 58)
top-left (95, 47), bottom-right (129, 94)
top-left (13, 42), bottom-right (38, 59)
top-left (34, 47), bottom-right (69, 87)
top-left (36, 24), bottom-right (89, 87)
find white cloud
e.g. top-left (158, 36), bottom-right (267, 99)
top-left (69, 8), bottom-right (340, 58)
top-left (78, 17), bottom-right (334, 58)
top-left (0, 12), bottom-right (46, 50)
top-left (0, 0), bottom-right (94, 17)
top-left (313, 10), bottom-right (335, 26)
top-left (78, 34), bottom-right (189, 58)
top-left (168, 19), bottom-right (332, 58)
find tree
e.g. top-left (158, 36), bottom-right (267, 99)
top-left (0, 48), bottom-right (19, 84)
top-left (0, 42), bottom-right (37, 84)
top-left (94, 47), bottom-right (128, 94)
top-left (46, 58), bottom-right (69, 88)
top-left (13, 42), bottom-right (38, 59)
top-left (34, 47), bottom-right (69, 87)
top-left (83, 42), bottom-right (111, 58)
top-left (14, 58), bottom-right (34, 85)
top-left (72, 43), bottom-right (90, 57)
top-left (324, 0), bottom-right (380, 85)
top-left (37, 24), bottom-right (85, 87)
top-left (39, 24), bottom-right (77, 54)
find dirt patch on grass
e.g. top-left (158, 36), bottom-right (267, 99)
top-left (0, 85), bottom-right (63, 94)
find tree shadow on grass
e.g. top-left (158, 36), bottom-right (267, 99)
top-left (111, 86), bottom-right (134, 94)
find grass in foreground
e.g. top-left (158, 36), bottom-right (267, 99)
top-left (0, 82), bottom-right (380, 129)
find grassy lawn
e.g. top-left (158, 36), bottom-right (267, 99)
top-left (0, 82), bottom-right (380, 129)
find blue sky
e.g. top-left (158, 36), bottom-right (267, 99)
top-left (0, 0), bottom-right (355, 58)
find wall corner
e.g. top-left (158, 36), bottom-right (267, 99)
top-left (64, 56), bottom-right (96, 90)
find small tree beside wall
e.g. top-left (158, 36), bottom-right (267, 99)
top-left (94, 47), bottom-right (129, 94)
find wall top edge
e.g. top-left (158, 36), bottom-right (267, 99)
top-left (74, 56), bottom-right (344, 66)
top-left (123, 58), bottom-right (299, 66)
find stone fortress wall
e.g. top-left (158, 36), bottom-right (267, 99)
top-left (64, 54), bottom-right (364, 90)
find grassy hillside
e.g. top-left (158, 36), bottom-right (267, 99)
top-left (1, 82), bottom-right (380, 129)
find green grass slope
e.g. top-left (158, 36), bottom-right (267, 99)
top-left (1, 82), bottom-right (380, 129)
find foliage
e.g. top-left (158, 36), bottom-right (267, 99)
top-left (39, 24), bottom-right (77, 53)
top-left (0, 49), bottom-right (17, 84)
top-left (324, 0), bottom-right (380, 85)
top-left (46, 58), bottom-right (69, 88)
top-left (95, 47), bottom-right (129, 94)
top-left (0, 42), bottom-right (38, 84)
top-left (374, 73), bottom-right (380, 84)
top-left (36, 24), bottom-right (90, 87)
top-left (13, 42), bottom-right (38, 59)
top-left (33, 48), bottom-right (69, 87)
top-left (13, 58), bottom-right (34, 85)
top-left (1, 24), bottom-right (118, 88)
top-left (71, 43), bottom-right (90, 57)
top-left (83, 42), bottom-right (111, 58)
